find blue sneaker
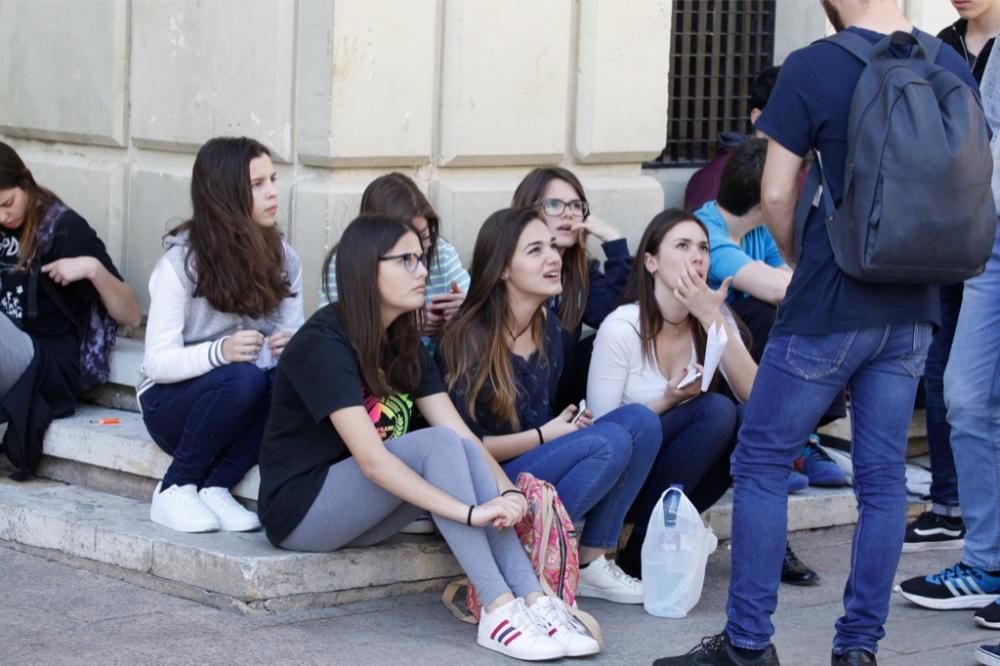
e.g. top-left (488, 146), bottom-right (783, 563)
top-left (794, 436), bottom-right (848, 487)
top-left (976, 643), bottom-right (1000, 666)
top-left (898, 562), bottom-right (1000, 610)
top-left (788, 470), bottom-right (809, 494)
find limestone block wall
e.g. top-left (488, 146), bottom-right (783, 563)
top-left (0, 0), bottom-right (672, 316)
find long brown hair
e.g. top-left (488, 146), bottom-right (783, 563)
top-left (329, 214), bottom-right (424, 396)
top-left (511, 167), bottom-right (590, 330)
top-left (0, 141), bottom-right (61, 270)
top-left (438, 207), bottom-right (547, 430)
top-left (168, 137), bottom-right (292, 318)
top-left (620, 209), bottom-right (716, 388)
top-left (359, 172), bottom-right (440, 269)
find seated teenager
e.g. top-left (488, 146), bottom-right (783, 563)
top-left (257, 214), bottom-right (598, 662)
top-left (138, 137), bottom-right (303, 534)
top-left (511, 167), bottom-right (632, 408)
top-left (0, 141), bottom-right (141, 477)
top-left (437, 207), bottom-right (661, 605)
top-left (321, 172), bottom-right (469, 337)
top-left (588, 209), bottom-right (817, 585)
top-left (695, 138), bottom-right (848, 490)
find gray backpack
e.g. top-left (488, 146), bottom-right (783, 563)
top-left (795, 30), bottom-right (996, 284)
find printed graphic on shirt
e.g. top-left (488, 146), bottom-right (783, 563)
top-left (362, 386), bottom-right (414, 441)
top-left (0, 231), bottom-right (23, 321)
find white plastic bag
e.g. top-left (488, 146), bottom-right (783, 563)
top-left (641, 485), bottom-right (718, 618)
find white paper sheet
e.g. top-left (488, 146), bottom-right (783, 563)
top-left (701, 321), bottom-right (727, 391)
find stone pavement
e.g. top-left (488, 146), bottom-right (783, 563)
top-left (1, 525), bottom-right (990, 666)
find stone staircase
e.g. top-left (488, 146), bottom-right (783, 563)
top-left (0, 339), bottom-right (928, 614)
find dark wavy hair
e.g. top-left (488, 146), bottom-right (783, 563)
top-left (511, 166), bottom-right (590, 331)
top-left (438, 207), bottom-right (548, 429)
top-left (168, 137), bottom-right (292, 318)
top-left (359, 172), bottom-right (440, 269)
top-left (0, 141), bottom-right (62, 270)
top-left (330, 214), bottom-right (424, 396)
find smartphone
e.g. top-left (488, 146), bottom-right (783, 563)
top-left (676, 369), bottom-right (703, 390)
top-left (571, 399), bottom-right (587, 424)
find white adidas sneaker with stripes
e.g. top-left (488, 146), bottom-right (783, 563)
top-left (477, 597), bottom-right (565, 661)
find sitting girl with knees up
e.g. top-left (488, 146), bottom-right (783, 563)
top-left (437, 207), bottom-right (661, 605)
top-left (138, 137), bottom-right (303, 534)
top-left (256, 214), bottom-right (598, 661)
top-left (587, 208), bottom-right (757, 579)
top-left (321, 172), bottom-right (469, 337)
top-left (0, 141), bottom-right (141, 478)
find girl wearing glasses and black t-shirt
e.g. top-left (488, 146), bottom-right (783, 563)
top-left (257, 214), bottom-right (599, 662)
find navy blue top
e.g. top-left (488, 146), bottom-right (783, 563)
top-left (550, 238), bottom-right (632, 333)
top-left (445, 312), bottom-right (563, 437)
top-left (755, 27), bottom-right (978, 336)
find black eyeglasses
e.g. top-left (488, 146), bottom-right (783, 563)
top-left (537, 198), bottom-right (589, 218)
top-left (379, 252), bottom-right (426, 273)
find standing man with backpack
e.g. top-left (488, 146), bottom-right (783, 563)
top-left (654, 1), bottom-right (992, 665)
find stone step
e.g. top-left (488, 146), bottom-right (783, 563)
top-left (0, 476), bottom-right (460, 614)
top-left (80, 337), bottom-right (143, 413)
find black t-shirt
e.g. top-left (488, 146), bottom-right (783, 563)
top-left (257, 305), bottom-right (445, 546)
top-left (755, 27), bottom-right (979, 336)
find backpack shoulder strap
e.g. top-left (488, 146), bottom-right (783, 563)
top-left (912, 31), bottom-right (942, 64)
top-left (824, 30), bottom-right (875, 65)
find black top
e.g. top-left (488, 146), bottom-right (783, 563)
top-left (257, 305), bottom-right (445, 546)
top-left (939, 19), bottom-right (995, 84)
top-left (1, 207), bottom-right (120, 411)
top-left (444, 312), bottom-right (563, 437)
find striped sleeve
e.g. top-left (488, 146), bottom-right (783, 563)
top-left (427, 239), bottom-right (470, 297)
top-left (319, 254), bottom-right (339, 305)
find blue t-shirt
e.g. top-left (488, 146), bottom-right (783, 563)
top-left (755, 27), bottom-right (978, 336)
top-left (695, 201), bottom-right (784, 302)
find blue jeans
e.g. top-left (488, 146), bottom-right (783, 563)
top-left (925, 282), bottom-right (963, 514)
top-left (946, 224), bottom-right (1000, 572)
top-left (725, 323), bottom-right (931, 655)
top-left (140, 364), bottom-right (274, 489)
top-left (501, 403), bottom-right (660, 550)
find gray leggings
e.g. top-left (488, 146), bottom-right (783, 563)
top-left (0, 313), bottom-right (34, 398)
top-left (281, 427), bottom-right (542, 606)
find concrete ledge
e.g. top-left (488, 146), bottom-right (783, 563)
top-left (41, 405), bottom-right (260, 502)
top-left (0, 478), bottom-right (461, 613)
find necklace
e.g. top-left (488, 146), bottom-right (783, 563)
top-left (506, 319), bottom-right (533, 342)
top-left (662, 314), bottom-right (689, 334)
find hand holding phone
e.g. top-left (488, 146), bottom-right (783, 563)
top-left (570, 399), bottom-right (587, 424)
top-left (676, 369), bottom-right (703, 390)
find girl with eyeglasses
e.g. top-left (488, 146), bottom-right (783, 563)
top-left (437, 207), bottom-right (661, 606)
top-left (511, 167), bottom-right (632, 408)
top-left (321, 172), bottom-right (470, 337)
top-left (258, 214), bottom-right (599, 662)
top-left (138, 137), bottom-right (304, 534)
top-left (0, 141), bottom-right (141, 478)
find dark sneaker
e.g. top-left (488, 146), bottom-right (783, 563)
top-left (977, 601), bottom-right (1000, 630)
top-left (977, 644), bottom-right (1000, 666)
top-left (898, 562), bottom-right (1000, 610)
top-left (832, 648), bottom-right (876, 665)
top-left (902, 511), bottom-right (965, 552)
top-left (782, 544), bottom-right (819, 586)
top-left (652, 632), bottom-right (780, 665)
top-left (794, 436), bottom-right (848, 487)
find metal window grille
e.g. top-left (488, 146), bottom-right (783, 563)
top-left (654, 0), bottom-right (776, 166)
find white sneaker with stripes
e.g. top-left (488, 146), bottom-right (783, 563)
top-left (527, 595), bottom-right (600, 657)
top-left (477, 598), bottom-right (565, 661)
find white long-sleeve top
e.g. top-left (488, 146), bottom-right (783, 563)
top-left (138, 234), bottom-right (304, 396)
top-left (586, 303), bottom-right (744, 419)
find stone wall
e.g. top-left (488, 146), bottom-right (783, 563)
top-left (0, 0), bottom-right (671, 315)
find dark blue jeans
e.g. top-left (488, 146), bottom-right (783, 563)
top-left (140, 364), bottom-right (273, 489)
top-left (924, 282), bottom-right (963, 513)
top-left (501, 403), bottom-right (661, 550)
top-left (725, 323), bottom-right (931, 655)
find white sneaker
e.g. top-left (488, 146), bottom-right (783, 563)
top-left (577, 555), bottom-right (643, 604)
top-left (527, 595), bottom-right (600, 657)
top-left (198, 487), bottom-right (261, 532)
top-left (398, 513), bottom-right (435, 535)
top-left (477, 597), bottom-right (565, 661)
top-left (150, 482), bottom-right (220, 533)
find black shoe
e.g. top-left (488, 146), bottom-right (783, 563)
top-left (616, 542), bottom-right (642, 581)
top-left (977, 601), bottom-right (1000, 630)
top-left (652, 632), bottom-right (780, 665)
top-left (782, 544), bottom-right (819, 586)
top-left (832, 649), bottom-right (876, 665)
top-left (902, 511), bottom-right (965, 552)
